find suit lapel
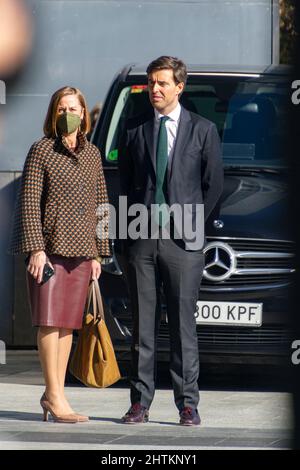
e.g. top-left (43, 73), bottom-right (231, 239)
top-left (168, 106), bottom-right (192, 182)
top-left (143, 112), bottom-right (156, 173)
top-left (142, 106), bottom-right (192, 177)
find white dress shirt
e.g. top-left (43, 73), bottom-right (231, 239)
top-left (154, 103), bottom-right (182, 168)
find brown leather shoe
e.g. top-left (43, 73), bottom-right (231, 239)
top-left (179, 407), bottom-right (201, 426)
top-left (121, 403), bottom-right (149, 424)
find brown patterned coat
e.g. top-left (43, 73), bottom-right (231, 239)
top-left (9, 131), bottom-right (111, 258)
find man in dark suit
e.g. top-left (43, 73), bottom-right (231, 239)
top-left (119, 56), bottom-right (223, 426)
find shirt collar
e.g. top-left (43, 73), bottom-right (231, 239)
top-left (154, 102), bottom-right (181, 123)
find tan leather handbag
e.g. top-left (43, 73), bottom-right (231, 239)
top-left (69, 279), bottom-right (121, 388)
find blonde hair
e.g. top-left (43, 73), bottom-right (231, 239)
top-left (43, 86), bottom-right (91, 138)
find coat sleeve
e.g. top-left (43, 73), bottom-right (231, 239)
top-left (201, 123), bottom-right (224, 221)
top-left (95, 152), bottom-right (112, 257)
top-left (8, 142), bottom-right (46, 254)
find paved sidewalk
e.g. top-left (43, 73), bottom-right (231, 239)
top-left (0, 351), bottom-right (294, 450)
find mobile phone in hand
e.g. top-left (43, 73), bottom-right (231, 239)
top-left (25, 255), bottom-right (55, 284)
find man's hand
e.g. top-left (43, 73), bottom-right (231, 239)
top-left (27, 250), bottom-right (53, 284)
top-left (91, 259), bottom-right (102, 280)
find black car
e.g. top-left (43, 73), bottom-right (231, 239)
top-left (91, 64), bottom-right (295, 365)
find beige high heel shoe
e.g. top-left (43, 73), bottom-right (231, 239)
top-left (40, 393), bottom-right (78, 424)
top-left (73, 413), bottom-right (89, 423)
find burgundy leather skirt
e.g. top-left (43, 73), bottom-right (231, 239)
top-left (26, 254), bottom-right (92, 329)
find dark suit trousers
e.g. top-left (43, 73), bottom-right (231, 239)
top-left (125, 236), bottom-right (205, 411)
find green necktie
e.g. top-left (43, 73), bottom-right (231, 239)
top-left (155, 115), bottom-right (169, 227)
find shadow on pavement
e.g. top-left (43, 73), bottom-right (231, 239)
top-left (66, 362), bottom-right (293, 393)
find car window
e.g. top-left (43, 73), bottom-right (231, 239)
top-left (103, 78), bottom-right (289, 167)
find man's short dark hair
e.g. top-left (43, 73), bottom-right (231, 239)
top-left (146, 56), bottom-right (187, 87)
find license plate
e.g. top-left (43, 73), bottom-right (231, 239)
top-left (195, 301), bottom-right (262, 327)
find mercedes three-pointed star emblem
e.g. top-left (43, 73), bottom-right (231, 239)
top-left (203, 242), bottom-right (237, 282)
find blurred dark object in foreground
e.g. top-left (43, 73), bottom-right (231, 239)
top-left (0, 0), bottom-right (33, 79)
top-left (289, 1), bottom-right (300, 451)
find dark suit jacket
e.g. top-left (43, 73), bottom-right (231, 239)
top-left (118, 105), bottom-right (224, 250)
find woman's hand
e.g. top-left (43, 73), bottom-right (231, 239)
top-left (91, 259), bottom-right (102, 280)
top-left (27, 250), bottom-right (53, 284)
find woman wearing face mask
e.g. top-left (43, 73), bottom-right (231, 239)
top-left (9, 86), bottom-right (111, 423)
